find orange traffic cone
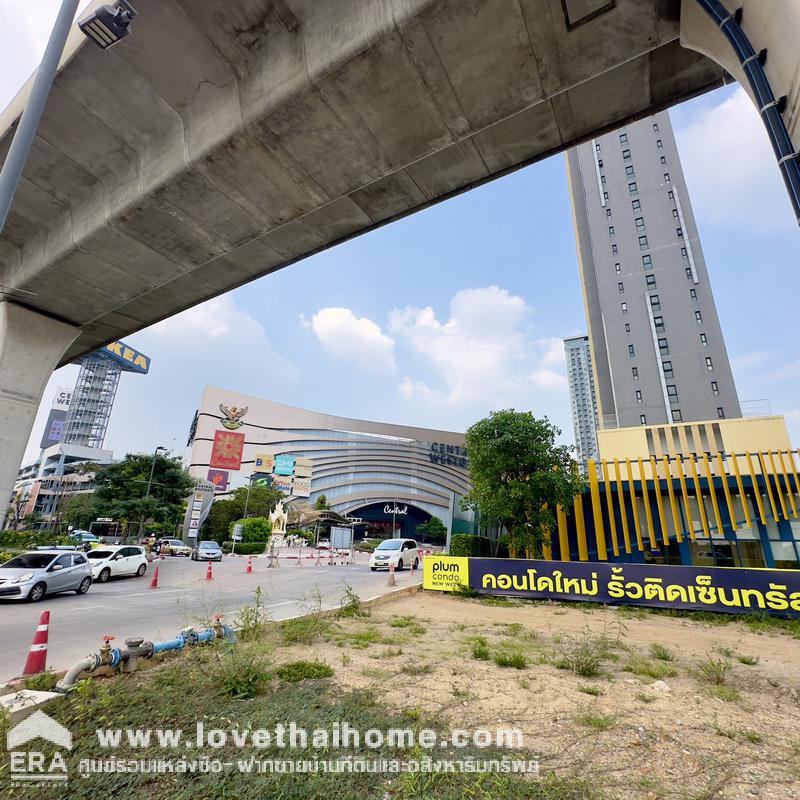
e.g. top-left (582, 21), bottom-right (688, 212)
top-left (149, 565), bottom-right (159, 589)
top-left (23, 611), bottom-right (50, 676)
top-left (205, 562), bottom-right (213, 581)
top-left (246, 557), bottom-right (252, 574)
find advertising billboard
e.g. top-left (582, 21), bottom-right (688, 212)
top-left (254, 452), bottom-right (274, 472)
top-left (272, 474), bottom-right (293, 494)
top-left (274, 454), bottom-right (296, 476)
top-left (292, 477), bottom-right (311, 497)
top-left (39, 409), bottom-right (66, 449)
top-left (207, 469), bottom-right (230, 492)
top-left (103, 340), bottom-right (151, 374)
top-left (210, 430), bottom-right (245, 470)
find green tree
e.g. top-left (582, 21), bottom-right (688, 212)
top-left (231, 516), bottom-right (272, 543)
top-left (61, 493), bottom-right (100, 530)
top-left (462, 410), bottom-right (585, 559)
top-left (206, 484), bottom-right (283, 540)
top-left (414, 516), bottom-right (448, 544)
top-left (315, 494), bottom-right (330, 510)
top-left (93, 453), bottom-right (196, 537)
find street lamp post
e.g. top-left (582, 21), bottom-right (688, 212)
top-left (138, 445), bottom-right (167, 539)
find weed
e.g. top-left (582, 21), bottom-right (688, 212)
top-left (390, 616), bottom-right (426, 635)
top-left (24, 669), bottom-right (58, 691)
top-left (696, 653), bottom-right (730, 685)
top-left (213, 646), bottom-right (271, 698)
top-left (714, 724), bottom-right (737, 739)
top-left (648, 642), bottom-right (674, 662)
top-left (338, 584), bottom-right (368, 618)
top-left (574, 710), bottom-right (616, 731)
top-left (493, 649), bottom-right (528, 669)
top-left (742, 729), bottom-right (762, 744)
top-left (236, 585), bottom-right (269, 641)
top-left (451, 685), bottom-right (474, 700)
top-left (552, 628), bottom-right (610, 677)
top-left (340, 653), bottom-right (352, 666)
top-left (401, 662), bottom-right (433, 676)
top-left (624, 656), bottom-right (678, 680)
top-left (471, 637), bottom-right (491, 661)
top-left (738, 654), bottom-right (759, 666)
top-left (451, 584), bottom-right (479, 599)
top-left (280, 588), bottom-right (332, 644)
top-left (480, 595), bottom-right (514, 606)
top-left (347, 627), bottom-right (385, 649)
top-left (517, 676), bottom-right (530, 689)
top-left (578, 685), bottom-right (604, 696)
top-left (709, 685), bottom-right (740, 702)
top-left (277, 660), bottom-right (334, 683)
top-left (383, 646), bottom-right (404, 658)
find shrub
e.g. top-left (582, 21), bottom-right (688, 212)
top-left (338, 584), bottom-right (368, 618)
top-left (709, 685), bottom-right (740, 702)
top-left (276, 660), bottom-right (333, 683)
top-left (574, 711), bottom-right (616, 731)
top-left (648, 643), bottom-right (674, 662)
top-left (449, 534), bottom-right (508, 558)
top-left (623, 656), bottom-right (678, 680)
top-left (401, 662), bottom-right (433, 675)
top-left (213, 647), bottom-right (271, 698)
top-left (223, 540), bottom-right (268, 555)
top-left (24, 669), bottom-right (58, 691)
top-left (230, 516), bottom-right (272, 543)
top-left (696, 653), bottom-right (730, 685)
top-left (493, 649), bottom-right (528, 669)
top-left (553, 630), bottom-right (609, 677)
top-left (738, 654), bottom-right (759, 666)
top-left (235, 586), bottom-right (269, 641)
top-left (578, 685), bottom-right (603, 696)
top-left (471, 637), bottom-right (491, 661)
top-left (389, 615), bottom-right (425, 634)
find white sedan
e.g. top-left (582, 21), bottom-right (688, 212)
top-left (86, 545), bottom-right (148, 583)
top-left (369, 538), bottom-right (419, 571)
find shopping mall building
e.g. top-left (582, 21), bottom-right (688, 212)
top-left (185, 386), bottom-right (475, 538)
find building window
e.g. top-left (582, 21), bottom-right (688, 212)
top-left (668, 190), bottom-right (674, 201)
top-left (614, 262), bottom-right (621, 273)
top-left (603, 191), bottom-right (609, 202)
top-left (632, 367), bottom-right (639, 380)
top-left (598, 159), bottom-right (604, 169)
top-left (625, 165), bottom-right (635, 178)
top-left (706, 356), bottom-right (713, 371)
top-left (672, 409), bottom-right (682, 422)
top-left (657, 139), bottom-right (663, 149)
top-left (638, 235), bottom-right (649, 250)
top-left (685, 267), bottom-right (693, 278)
top-left (659, 155), bottom-right (666, 165)
top-left (632, 199), bottom-right (641, 211)
top-left (606, 207), bottom-right (612, 218)
top-left (690, 288), bottom-right (697, 300)
top-left (624, 322), bottom-right (631, 333)
top-left (620, 133), bottom-right (628, 144)
top-left (664, 172), bottom-right (671, 183)
top-left (628, 344), bottom-right (635, 357)
top-left (717, 407), bottom-right (725, 419)
top-left (635, 216), bottom-right (645, 233)
top-left (618, 281), bottom-right (624, 293)
top-left (621, 302), bottom-right (628, 314)
top-left (653, 315), bottom-right (665, 333)
top-left (609, 225), bottom-right (615, 236)
top-left (667, 384), bottom-right (679, 400)
top-left (711, 381), bottom-right (719, 395)
top-left (658, 337), bottom-right (669, 355)
top-left (695, 310), bottom-right (702, 323)
top-left (649, 293), bottom-right (660, 310)
top-left (601, 174), bottom-right (607, 184)
top-left (640, 414), bottom-right (647, 425)
top-left (681, 246), bottom-right (688, 258)
top-left (628, 182), bottom-right (638, 195)
top-left (612, 243), bottom-right (618, 254)
top-left (636, 390), bottom-right (643, 403)
top-left (672, 209), bottom-right (679, 220)
top-left (622, 148), bottom-right (631, 161)
top-left (676, 227), bottom-right (683, 238)
top-left (642, 254), bottom-right (652, 269)
top-left (653, 123), bottom-right (659, 133)
top-left (646, 275), bottom-right (657, 289)
top-left (700, 333), bottom-right (707, 346)
top-left (663, 360), bottom-right (674, 379)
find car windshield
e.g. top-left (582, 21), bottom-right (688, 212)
top-left (376, 540), bottom-right (402, 551)
top-left (87, 550), bottom-right (115, 560)
top-left (199, 542), bottom-right (218, 548)
top-left (2, 553), bottom-right (53, 569)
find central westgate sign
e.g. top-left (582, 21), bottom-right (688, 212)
top-left (429, 442), bottom-right (467, 468)
top-left (423, 556), bottom-right (800, 618)
top-left (384, 504), bottom-right (408, 516)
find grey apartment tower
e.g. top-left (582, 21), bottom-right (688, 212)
top-left (564, 335), bottom-right (599, 465)
top-left (566, 110), bottom-right (741, 433)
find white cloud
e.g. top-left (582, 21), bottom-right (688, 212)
top-left (673, 87), bottom-right (795, 232)
top-left (308, 307), bottom-right (396, 372)
top-left (389, 286), bottom-right (568, 412)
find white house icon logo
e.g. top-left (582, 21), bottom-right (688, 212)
top-left (7, 710), bottom-right (73, 751)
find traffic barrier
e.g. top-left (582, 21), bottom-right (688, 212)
top-left (205, 562), bottom-right (213, 581)
top-left (315, 550), bottom-right (321, 566)
top-left (149, 565), bottom-right (159, 589)
top-left (23, 611), bottom-right (50, 676)
top-left (246, 557), bottom-right (252, 574)
top-left (387, 563), bottom-right (396, 587)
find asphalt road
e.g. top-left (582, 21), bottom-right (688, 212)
top-left (0, 553), bottom-right (421, 683)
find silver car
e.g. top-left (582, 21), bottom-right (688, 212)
top-left (0, 550), bottom-right (93, 602)
top-left (191, 540), bottom-right (223, 561)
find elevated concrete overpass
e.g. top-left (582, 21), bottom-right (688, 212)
top-left (1, 0), bottom-right (799, 508)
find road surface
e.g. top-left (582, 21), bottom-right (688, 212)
top-left (0, 553), bottom-right (421, 682)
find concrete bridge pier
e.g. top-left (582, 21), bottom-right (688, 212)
top-left (0, 301), bottom-right (79, 516)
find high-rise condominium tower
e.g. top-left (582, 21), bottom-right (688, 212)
top-left (564, 335), bottom-right (599, 465)
top-left (566, 109), bottom-right (740, 431)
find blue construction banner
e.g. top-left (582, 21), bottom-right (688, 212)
top-left (423, 556), bottom-right (800, 618)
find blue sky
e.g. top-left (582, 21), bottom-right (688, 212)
top-left (4, 2), bottom-right (800, 463)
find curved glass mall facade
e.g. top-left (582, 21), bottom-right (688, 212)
top-left (186, 386), bottom-right (475, 537)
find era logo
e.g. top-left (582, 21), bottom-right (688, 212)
top-left (6, 710), bottom-right (72, 786)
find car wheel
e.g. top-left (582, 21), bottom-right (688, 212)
top-left (75, 577), bottom-right (91, 595)
top-left (370, 567), bottom-right (376, 572)
top-left (28, 582), bottom-right (46, 602)
top-left (98, 568), bottom-right (111, 583)
top-left (136, 563), bottom-right (146, 577)
top-left (413, 558), bottom-right (419, 569)
top-left (191, 553), bottom-right (196, 561)
top-left (398, 559), bottom-right (404, 571)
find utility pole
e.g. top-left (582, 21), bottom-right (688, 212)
top-left (138, 445), bottom-right (166, 539)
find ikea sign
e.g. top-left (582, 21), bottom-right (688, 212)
top-left (103, 341), bottom-right (150, 374)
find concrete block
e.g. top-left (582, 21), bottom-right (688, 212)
top-left (0, 690), bottom-right (62, 724)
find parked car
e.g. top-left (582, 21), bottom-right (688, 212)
top-left (369, 538), bottom-right (419, 571)
top-left (86, 545), bottom-right (148, 582)
top-left (317, 538), bottom-right (331, 550)
top-left (191, 541), bottom-right (222, 562)
top-left (0, 550), bottom-right (92, 601)
top-left (69, 531), bottom-right (100, 551)
top-left (155, 538), bottom-right (192, 557)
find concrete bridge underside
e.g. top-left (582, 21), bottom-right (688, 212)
top-left (1, 0), bottom-right (799, 507)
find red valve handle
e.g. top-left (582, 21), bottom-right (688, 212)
top-left (101, 635), bottom-right (115, 643)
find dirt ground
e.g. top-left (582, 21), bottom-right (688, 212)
top-left (276, 590), bottom-right (800, 800)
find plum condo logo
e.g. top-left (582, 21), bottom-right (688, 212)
top-left (6, 710), bottom-right (73, 787)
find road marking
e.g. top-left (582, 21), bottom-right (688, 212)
top-left (65, 605), bottom-right (105, 612)
top-left (122, 589), bottom-right (186, 598)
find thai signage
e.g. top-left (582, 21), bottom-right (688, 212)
top-left (423, 557), bottom-right (800, 618)
top-left (429, 442), bottom-right (467, 468)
